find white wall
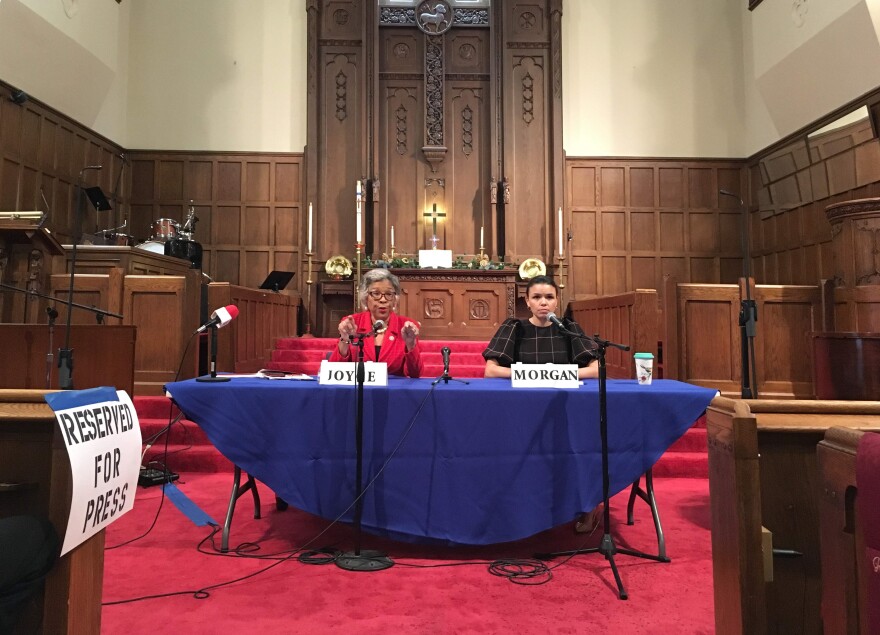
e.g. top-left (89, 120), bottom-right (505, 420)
top-left (561, 0), bottom-right (747, 158)
top-left (743, 0), bottom-right (880, 154)
top-left (0, 0), bottom-right (129, 141)
top-left (126, 0), bottom-right (307, 152)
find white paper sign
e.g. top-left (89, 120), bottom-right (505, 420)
top-left (511, 363), bottom-right (580, 389)
top-left (319, 360), bottom-right (389, 386)
top-left (419, 249), bottom-right (453, 269)
top-left (51, 390), bottom-right (142, 555)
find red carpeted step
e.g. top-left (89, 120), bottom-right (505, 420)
top-left (143, 443), bottom-right (233, 473)
top-left (140, 418), bottom-right (213, 446)
top-left (651, 451), bottom-right (709, 479)
top-left (668, 427), bottom-right (706, 453)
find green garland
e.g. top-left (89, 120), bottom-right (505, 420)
top-left (361, 254), bottom-right (515, 271)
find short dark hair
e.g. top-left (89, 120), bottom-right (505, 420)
top-left (525, 275), bottom-right (558, 295)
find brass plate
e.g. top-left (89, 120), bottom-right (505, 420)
top-left (325, 255), bottom-right (353, 279)
top-left (518, 258), bottom-right (546, 280)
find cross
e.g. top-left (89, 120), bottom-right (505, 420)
top-left (423, 203), bottom-right (446, 250)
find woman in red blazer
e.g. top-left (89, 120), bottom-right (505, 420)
top-left (329, 269), bottom-right (424, 377)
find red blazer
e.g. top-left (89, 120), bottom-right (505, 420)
top-left (328, 311), bottom-right (424, 378)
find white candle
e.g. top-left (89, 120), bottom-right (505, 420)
top-left (307, 202), bottom-right (313, 252)
top-left (391, 225), bottom-right (395, 249)
top-left (356, 181), bottom-right (362, 242)
top-left (480, 226), bottom-right (484, 250)
top-left (557, 206), bottom-right (564, 256)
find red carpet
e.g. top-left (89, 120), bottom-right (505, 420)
top-left (102, 473), bottom-right (714, 634)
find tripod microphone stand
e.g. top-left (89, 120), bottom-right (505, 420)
top-left (336, 331), bottom-right (393, 572)
top-left (540, 327), bottom-right (667, 600)
top-left (432, 346), bottom-right (469, 386)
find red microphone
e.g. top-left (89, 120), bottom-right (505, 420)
top-left (196, 305), bottom-right (239, 333)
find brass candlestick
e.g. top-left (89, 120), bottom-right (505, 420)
top-left (354, 242), bottom-right (363, 313)
top-left (557, 253), bottom-right (567, 290)
top-left (301, 250), bottom-right (315, 338)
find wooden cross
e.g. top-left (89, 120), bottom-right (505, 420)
top-left (423, 203), bottom-right (446, 249)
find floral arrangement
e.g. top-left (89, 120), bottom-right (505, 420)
top-left (362, 254), bottom-right (514, 271)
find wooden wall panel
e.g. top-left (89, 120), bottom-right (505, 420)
top-left (565, 159), bottom-right (748, 300)
top-left (127, 152), bottom-right (304, 304)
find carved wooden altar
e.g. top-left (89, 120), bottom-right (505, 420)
top-left (395, 268), bottom-right (516, 340)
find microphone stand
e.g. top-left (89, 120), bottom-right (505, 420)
top-left (432, 347), bottom-right (469, 386)
top-left (336, 331), bottom-right (393, 572)
top-left (46, 306), bottom-right (58, 389)
top-left (539, 325), bottom-right (667, 600)
top-left (59, 166), bottom-right (101, 389)
top-left (0, 282), bottom-right (123, 389)
top-left (721, 189), bottom-right (758, 398)
top-left (196, 324), bottom-right (230, 382)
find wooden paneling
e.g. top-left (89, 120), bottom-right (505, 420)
top-left (0, 325), bottom-right (135, 393)
top-left (207, 282), bottom-right (299, 373)
top-left (128, 152), bottom-right (304, 298)
top-left (0, 80), bottom-right (127, 245)
top-left (754, 285), bottom-right (822, 398)
top-left (663, 280), bottom-right (822, 398)
top-left (568, 290), bottom-right (660, 379)
top-left (395, 269), bottom-right (517, 341)
top-left (565, 159), bottom-right (748, 300)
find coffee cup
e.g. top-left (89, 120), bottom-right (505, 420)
top-left (634, 352), bottom-right (654, 385)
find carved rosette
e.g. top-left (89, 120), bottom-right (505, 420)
top-left (461, 105), bottom-right (473, 157)
top-left (396, 105), bottom-right (408, 155)
top-left (335, 71), bottom-right (347, 121)
top-left (521, 73), bottom-right (535, 124)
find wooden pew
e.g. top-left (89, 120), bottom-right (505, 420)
top-left (706, 397), bottom-right (880, 635)
top-left (817, 427), bottom-right (873, 635)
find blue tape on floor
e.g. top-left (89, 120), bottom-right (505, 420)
top-left (163, 482), bottom-right (217, 527)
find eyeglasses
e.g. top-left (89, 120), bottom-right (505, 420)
top-left (367, 290), bottom-right (397, 301)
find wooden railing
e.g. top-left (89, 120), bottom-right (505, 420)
top-left (50, 269), bottom-right (201, 395)
top-left (208, 283), bottom-right (300, 373)
top-left (568, 289), bottom-right (660, 379)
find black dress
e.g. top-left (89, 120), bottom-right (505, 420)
top-left (482, 317), bottom-right (598, 367)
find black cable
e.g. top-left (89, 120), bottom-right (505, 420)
top-left (104, 383), bottom-right (438, 603)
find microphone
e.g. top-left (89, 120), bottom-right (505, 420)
top-left (195, 305), bottom-right (239, 333)
top-left (546, 312), bottom-right (564, 329)
top-left (370, 319), bottom-right (386, 335)
top-left (441, 346), bottom-right (451, 376)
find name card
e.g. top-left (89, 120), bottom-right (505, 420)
top-left (511, 363), bottom-right (580, 389)
top-left (319, 361), bottom-right (388, 386)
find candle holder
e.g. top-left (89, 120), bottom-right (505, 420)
top-left (301, 250), bottom-right (315, 338)
top-left (354, 242), bottom-right (363, 313)
top-left (556, 254), bottom-right (567, 291)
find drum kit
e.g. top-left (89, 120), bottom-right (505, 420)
top-left (132, 202), bottom-right (203, 269)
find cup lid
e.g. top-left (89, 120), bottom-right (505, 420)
top-left (633, 352), bottom-right (654, 359)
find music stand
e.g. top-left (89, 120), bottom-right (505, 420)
top-left (84, 187), bottom-right (112, 212)
top-left (259, 270), bottom-right (295, 293)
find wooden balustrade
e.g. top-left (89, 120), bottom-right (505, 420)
top-left (567, 289), bottom-right (660, 378)
top-left (208, 283), bottom-right (299, 373)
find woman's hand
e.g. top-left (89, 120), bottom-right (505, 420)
top-left (401, 321), bottom-right (420, 351)
top-left (338, 316), bottom-right (356, 351)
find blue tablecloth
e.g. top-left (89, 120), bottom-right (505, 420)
top-left (165, 377), bottom-right (716, 545)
